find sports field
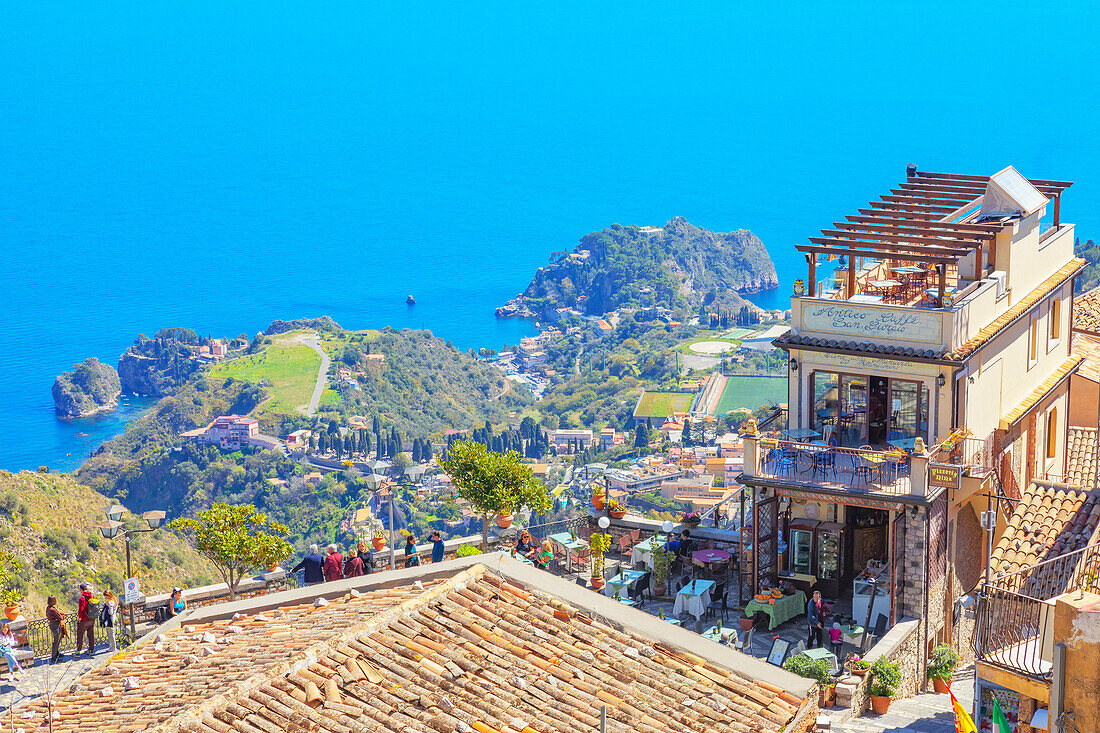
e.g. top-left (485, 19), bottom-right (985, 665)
top-left (634, 390), bottom-right (695, 419)
top-left (713, 375), bottom-right (787, 414)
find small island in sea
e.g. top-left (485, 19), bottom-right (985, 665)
top-left (52, 357), bottom-right (122, 417)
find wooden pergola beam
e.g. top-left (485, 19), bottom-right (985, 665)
top-left (843, 215), bottom-right (1002, 235)
top-left (795, 244), bottom-right (954, 265)
top-left (914, 170), bottom-right (1073, 190)
top-left (833, 222), bottom-right (992, 242)
top-left (879, 196), bottom-right (967, 213)
top-left (856, 207), bottom-right (938, 221)
top-left (888, 188), bottom-right (977, 205)
top-left (900, 180), bottom-right (1065, 198)
top-left (807, 237), bottom-right (967, 259)
top-left (818, 229), bottom-right (979, 252)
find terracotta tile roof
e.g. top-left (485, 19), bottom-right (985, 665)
top-left (997, 355), bottom-right (1082, 430)
top-left (990, 481), bottom-right (1100, 596)
top-left (948, 259), bottom-right (1084, 360)
top-left (773, 330), bottom-right (946, 360)
top-left (18, 565), bottom-right (808, 732)
top-left (1072, 285), bottom-right (1100, 336)
top-left (1071, 333), bottom-right (1100, 382)
top-left (1066, 427), bottom-right (1098, 488)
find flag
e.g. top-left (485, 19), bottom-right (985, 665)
top-left (991, 696), bottom-right (1012, 733)
top-left (949, 689), bottom-right (977, 733)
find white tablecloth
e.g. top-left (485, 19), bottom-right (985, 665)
top-left (630, 536), bottom-right (661, 569)
top-left (673, 580), bottom-right (715, 619)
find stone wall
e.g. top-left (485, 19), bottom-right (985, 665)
top-left (835, 617), bottom-right (923, 716)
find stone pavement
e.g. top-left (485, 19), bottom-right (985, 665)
top-left (0, 645), bottom-right (115, 714)
top-left (833, 666), bottom-right (975, 733)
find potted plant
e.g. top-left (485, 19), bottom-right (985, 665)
top-left (371, 527), bottom-right (387, 552)
top-left (591, 487), bottom-right (606, 510)
top-left (607, 498), bottom-right (628, 519)
top-left (739, 611), bottom-right (756, 632)
top-left (456, 543), bottom-right (481, 558)
top-left (927, 644), bottom-right (959, 694)
top-left (0, 552), bottom-right (22, 621)
top-left (495, 512), bottom-right (514, 529)
top-left (589, 532), bottom-right (612, 590)
top-left (651, 545), bottom-right (672, 596)
top-left (869, 656), bottom-right (901, 714)
top-left (782, 654), bottom-right (834, 707)
top-left (681, 511), bottom-right (701, 528)
top-left (847, 655), bottom-right (870, 677)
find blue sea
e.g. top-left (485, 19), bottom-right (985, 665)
top-left (2, 2), bottom-right (1099, 472)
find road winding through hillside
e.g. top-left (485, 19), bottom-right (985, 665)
top-left (285, 333), bottom-right (330, 416)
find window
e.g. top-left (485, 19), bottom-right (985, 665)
top-left (1046, 407), bottom-right (1058, 459)
top-left (1049, 298), bottom-right (1061, 341)
top-left (1029, 316), bottom-right (1038, 365)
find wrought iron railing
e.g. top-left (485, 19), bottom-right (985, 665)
top-left (756, 440), bottom-right (913, 495)
top-left (975, 541), bottom-right (1100, 680)
top-left (18, 616), bottom-right (135, 659)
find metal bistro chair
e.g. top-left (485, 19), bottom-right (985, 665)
top-left (706, 589), bottom-right (729, 621)
top-left (851, 445), bottom-right (880, 486)
top-left (768, 447), bottom-right (797, 477)
top-left (812, 444), bottom-right (838, 481)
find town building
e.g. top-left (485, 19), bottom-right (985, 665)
top-left (551, 428), bottom-right (593, 449)
top-left (604, 464), bottom-right (683, 493)
top-left (599, 426), bottom-right (615, 450)
top-left (180, 414), bottom-right (275, 450)
top-left (285, 428), bottom-right (311, 450)
top-left (736, 165), bottom-right (1079, 683)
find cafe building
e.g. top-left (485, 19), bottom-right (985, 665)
top-left (737, 165), bottom-right (1081, 678)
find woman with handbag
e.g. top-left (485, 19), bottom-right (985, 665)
top-left (46, 595), bottom-right (66, 664)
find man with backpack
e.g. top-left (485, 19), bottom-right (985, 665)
top-left (75, 582), bottom-right (96, 657)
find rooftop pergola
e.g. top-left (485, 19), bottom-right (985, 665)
top-left (797, 166), bottom-right (1074, 301)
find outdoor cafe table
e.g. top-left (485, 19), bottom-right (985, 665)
top-left (605, 569), bottom-right (647, 598)
top-left (673, 579), bottom-right (716, 620)
top-left (692, 549), bottom-right (731, 570)
top-left (631, 535), bottom-right (663, 569)
top-left (888, 437), bottom-right (917, 453)
top-left (548, 531), bottom-right (585, 551)
top-left (743, 589), bottom-right (807, 630)
top-left (842, 623), bottom-right (865, 646)
top-left (889, 266), bottom-right (924, 276)
top-left (782, 428), bottom-right (822, 441)
top-left (802, 646), bottom-right (839, 673)
top-left (850, 294), bottom-right (883, 303)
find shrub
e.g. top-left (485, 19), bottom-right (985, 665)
top-left (869, 656), bottom-right (901, 698)
top-left (456, 544), bottom-right (481, 558)
top-left (783, 653), bottom-right (832, 684)
top-left (928, 644), bottom-right (959, 680)
top-left (141, 555), bottom-right (157, 570)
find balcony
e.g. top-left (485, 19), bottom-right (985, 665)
top-left (975, 541), bottom-right (1100, 682)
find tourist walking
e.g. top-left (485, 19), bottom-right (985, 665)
top-left (75, 582), bottom-right (96, 657)
top-left (291, 544), bottom-right (326, 585)
top-left (356, 541), bottom-right (375, 575)
top-left (404, 535), bottom-right (421, 568)
top-left (46, 595), bottom-right (66, 664)
top-left (807, 590), bottom-right (825, 648)
top-left (430, 531), bottom-right (445, 563)
top-left (101, 589), bottom-right (119, 651)
top-left (0, 622), bottom-right (24, 682)
top-left (323, 544), bottom-right (344, 582)
top-left (343, 546), bottom-right (365, 578)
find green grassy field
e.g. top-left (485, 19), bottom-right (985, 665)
top-left (713, 375), bottom-right (787, 414)
top-left (208, 339), bottom-right (322, 413)
top-left (634, 390), bottom-right (695, 418)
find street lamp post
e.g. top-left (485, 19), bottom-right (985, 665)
top-left (96, 506), bottom-right (166, 640)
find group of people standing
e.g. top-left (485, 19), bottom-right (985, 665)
top-left (290, 531), bottom-right (450, 585)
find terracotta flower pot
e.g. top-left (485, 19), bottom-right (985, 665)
top-left (682, 519), bottom-right (700, 529)
top-left (652, 583), bottom-right (667, 597)
top-left (819, 684), bottom-right (836, 708)
top-left (590, 576), bottom-right (605, 591)
top-left (739, 616), bottom-right (755, 632)
top-left (3, 604), bottom-right (18, 621)
top-left (372, 536), bottom-right (386, 551)
top-left (609, 508), bottom-right (627, 519)
top-left (592, 495), bottom-right (605, 510)
top-left (932, 676), bottom-right (951, 694)
top-left (266, 563), bottom-right (280, 572)
top-left (496, 513), bottom-right (514, 529)
top-left (852, 667), bottom-right (868, 677)
top-left (870, 695), bottom-right (892, 715)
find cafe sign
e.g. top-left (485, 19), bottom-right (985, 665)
top-left (928, 463), bottom-right (962, 490)
top-left (800, 302), bottom-right (943, 344)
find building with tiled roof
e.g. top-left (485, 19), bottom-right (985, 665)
top-left (989, 481), bottom-right (1100, 594)
top-left (1065, 427), bottom-right (1098, 488)
top-left (15, 558), bottom-right (815, 732)
top-left (1072, 285), bottom-right (1100, 337)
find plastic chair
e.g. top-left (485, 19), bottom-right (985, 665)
top-left (886, 429), bottom-right (903, 442)
top-left (618, 533), bottom-right (636, 559)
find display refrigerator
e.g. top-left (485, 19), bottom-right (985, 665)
top-left (789, 520), bottom-right (819, 576)
top-left (814, 521), bottom-right (846, 598)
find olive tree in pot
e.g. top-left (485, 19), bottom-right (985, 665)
top-left (869, 656), bottom-right (901, 714)
top-left (927, 644), bottom-right (959, 694)
top-left (439, 440), bottom-right (551, 552)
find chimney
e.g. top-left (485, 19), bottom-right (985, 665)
top-left (906, 164), bottom-right (918, 179)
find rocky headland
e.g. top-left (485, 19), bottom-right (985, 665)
top-left (52, 357), bottom-right (122, 417)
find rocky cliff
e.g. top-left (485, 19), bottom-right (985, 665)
top-left (117, 327), bottom-right (201, 396)
top-left (52, 357), bottom-right (122, 417)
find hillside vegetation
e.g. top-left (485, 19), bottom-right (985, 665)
top-left (0, 471), bottom-right (213, 617)
top-left (514, 217), bottom-right (777, 318)
top-left (208, 336), bottom-right (321, 414)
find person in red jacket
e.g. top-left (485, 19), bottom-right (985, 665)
top-left (75, 582), bottom-right (96, 656)
top-left (323, 544), bottom-right (344, 582)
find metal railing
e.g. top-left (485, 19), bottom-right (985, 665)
top-left (976, 541), bottom-right (1100, 680)
top-left (756, 440), bottom-right (913, 495)
top-left (18, 616), bottom-right (135, 659)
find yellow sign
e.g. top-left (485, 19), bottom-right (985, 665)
top-left (928, 463), bottom-right (961, 490)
